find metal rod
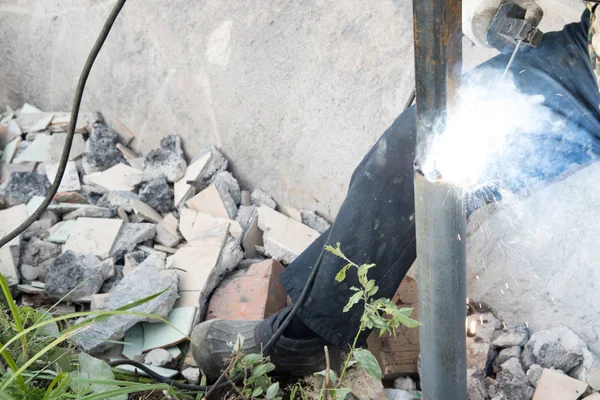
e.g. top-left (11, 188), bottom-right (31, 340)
top-left (412, 0), bottom-right (467, 398)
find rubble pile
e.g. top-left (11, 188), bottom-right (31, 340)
top-left (465, 304), bottom-right (600, 399)
top-left (0, 103), bottom-right (330, 380)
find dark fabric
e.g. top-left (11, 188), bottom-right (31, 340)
top-left (279, 11), bottom-right (600, 347)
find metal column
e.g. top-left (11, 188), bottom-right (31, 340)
top-left (412, 0), bottom-right (467, 399)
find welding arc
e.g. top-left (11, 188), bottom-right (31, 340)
top-left (0, 0), bottom-right (127, 249)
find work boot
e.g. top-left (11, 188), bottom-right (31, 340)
top-left (190, 306), bottom-right (340, 381)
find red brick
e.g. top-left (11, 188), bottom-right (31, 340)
top-left (366, 276), bottom-right (420, 379)
top-left (206, 259), bottom-right (287, 321)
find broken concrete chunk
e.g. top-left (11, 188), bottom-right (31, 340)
top-left (489, 369), bottom-right (534, 400)
top-left (110, 223), bottom-right (156, 260)
top-left (206, 259), bottom-right (285, 321)
top-left (26, 195), bottom-right (45, 217)
top-left (142, 306), bottom-right (197, 351)
top-left (23, 219), bottom-right (54, 240)
top-left (144, 348), bottom-right (174, 367)
top-left (235, 205), bottom-right (257, 231)
top-left (1, 162), bottom-right (36, 184)
top-left (155, 213), bottom-right (181, 248)
top-left (127, 157), bottom-right (145, 171)
top-left (13, 133), bottom-right (85, 163)
top-left (122, 323), bottom-right (144, 360)
top-left (160, 134), bottom-right (185, 159)
top-left (533, 368), bottom-right (587, 400)
top-left (85, 163), bottom-right (142, 192)
top-left (45, 161), bottom-right (80, 192)
top-left (82, 123), bottom-right (126, 174)
top-left (21, 237), bottom-right (61, 266)
top-left (186, 185), bottom-right (232, 219)
top-left (130, 198), bottom-right (162, 223)
top-left (20, 264), bottom-right (39, 281)
top-left (466, 368), bottom-right (489, 400)
top-left (493, 323), bottom-right (529, 348)
top-left (494, 346), bottom-right (522, 373)
top-left (44, 251), bottom-right (110, 301)
top-left (182, 367), bottom-right (200, 384)
top-left (526, 326), bottom-right (586, 373)
top-left (1, 171), bottom-right (50, 206)
top-left (63, 217), bottom-right (123, 259)
top-left (240, 190), bottom-right (251, 206)
top-left (242, 214), bottom-right (263, 259)
top-left (115, 143), bottom-right (138, 160)
top-left (74, 255), bottom-right (179, 354)
top-left (48, 221), bottom-right (76, 244)
top-left (1, 137), bottom-right (21, 164)
top-left (90, 293), bottom-right (111, 311)
top-left (501, 357), bottom-right (526, 380)
top-left (257, 206), bottom-right (319, 264)
top-left (173, 152), bottom-right (212, 207)
top-left (17, 112), bottom-right (101, 134)
top-left (251, 188), bottom-right (276, 209)
top-left (282, 206), bottom-right (302, 222)
top-left (168, 242), bottom-right (225, 293)
top-left (212, 171), bottom-right (241, 205)
top-left (190, 145), bottom-right (228, 191)
top-left (467, 336), bottom-right (495, 374)
top-left (97, 191), bottom-right (139, 212)
top-left (184, 211), bottom-right (243, 245)
top-left (301, 210), bottom-right (331, 234)
top-left (143, 148), bottom-right (186, 183)
top-left (139, 175), bottom-right (173, 213)
top-left (63, 205), bottom-right (114, 220)
top-left (29, 114), bottom-right (53, 132)
top-left (527, 364), bottom-right (544, 387)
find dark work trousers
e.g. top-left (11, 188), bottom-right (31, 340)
top-left (279, 10), bottom-right (600, 347)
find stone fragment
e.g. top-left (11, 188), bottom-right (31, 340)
top-left (489, 369), bottom-right (534, 400)
top-left (521, 345), bottom-right (537, 370)
top-left (341, 367), bottom-right (388, 400)
top-left (235, 205), bottom-right (257, 231)
top-left (493, 323), bottom-right (529, 348)
top-left (186, 185), bottom-right (231, 219)
top-left (73, 353), bottom-right (126, 400)
top-left (21, 237), bottom-right (61, 266)
top-left (501, 357), bottom-right (526, 380)
top-left (1, 171), bottom-right (50, 206)
top-left (14, 133), bottom-right (85, 163)
top-left (17, 111), bottom-right (101, 134)
top-left (74, 255), bottom-right (179, 354)
top-left (53, 191), bottom-right (88, 204)
top-left (82, 123), bottom-right (126, 174)
top-left (154, 245), bottom-right (177, 254)
top-left (393, 376), bottom-right (416, 391)
top-left (1, 162), bottom-right (36, 184)
top-left (28, 114), bottom-right (53, 132)
top-left (143, 148), bottom-right (186, 183)
top-left (240, 190), bottom-right (251, 206)
top-left (110, 223), bottom-right (156, 260)
top-left (20, 264), bottom-right (38, 281)
top-left (1, 137), bottom-right (21, 164)
top-left (47, 220), bottom-right (76, 243)
top-left (160, 134), bottom-right (185, 158)
top-left (467, 337), bottom-right (496, 375)
top-left (212, 171), bottom-right (241, 205)
top-left (206, 259), bottom-right (286, 321)
top-left (23, 219), bottom-right (54, 240)
top-left (533, 368), bottom-right (587, 400)
top-left (527, 364), bottom-right (544, 387)
top-left (174, 152), bottom-right (212, 207)
top-left (526, 326), bottom-right (586, 373)
top-left (45, 161), bottom-right (80, 192)
top-left (142, 306), bottom-right (197, 351)
top-left (26, 195), bottom-right (45, 216)
top-left (115, 143), bottom-right (138, 159)
top-left (62, 205), bottom-right (114, 220)
top-left (97, 191), bottom-right (138, 212)
top-left (144, 348), bottom-right (174, 367)
top-left (570, 346), bottom-right (595, 382)
top-left (20, 103), bottom-right (42, 114)
top-left (183, 210), bottom-right (243, 245)
top-left (251, 188), bottom-right (276, 209)
top-left (139, 176), bottom-right (173, 213)
top-left (182, 367), bottom-right (200, 384)
top-left (494, 346), bottom-right (522, 373)
top-left (63, 217), bottom-right (123, 259)
top-left (472, 311), bottom-right (503, 343)
top-left (155, 213), bottom-right (181, 247)
top-left (127, 157), bottom-right (144, 171)
top-left (367, 276), bottom-right (420, 378)
top-left (85, 163), bottom-right (142, 192)
top-left (467, 368), bottom-right (488, 400)
top-left (301, 210), bottom-right (330, 233)
top-left (130, 198), bottom-right (162, 223)
top-left (90, 293), bottom-right (110, 311)
top-left (257, 206), bottom-right (319, 264)
top-left (385, 389), bottom-right (418, 400)
top-left (189, 145), bottom-right (228, 191)
top-left (242, 213), bottom-right (263, 258)
top-left (44, 251), bottom-right (111, 301)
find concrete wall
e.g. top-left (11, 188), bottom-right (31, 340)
top-left (0, 0), bottom-right (583, 219)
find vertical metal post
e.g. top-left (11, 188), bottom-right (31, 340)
top-left (412, 0), bottom-right (467, 399)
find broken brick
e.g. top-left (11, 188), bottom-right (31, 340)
top-left (366, 276), bottom-right (420, 379)
top-left (206, 259), bottom-right (286, 321)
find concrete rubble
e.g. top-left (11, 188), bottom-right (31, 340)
top-left (0, 104), bottom-right (331, 381)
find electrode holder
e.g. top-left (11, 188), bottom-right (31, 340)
top-left (486, 2), bottom-right (544, 54)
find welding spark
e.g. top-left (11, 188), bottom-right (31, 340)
top-left (509, 272), bottom-right (519, 286)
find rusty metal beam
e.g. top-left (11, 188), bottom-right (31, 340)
top-left (412, 0), bottom-right (467, 399)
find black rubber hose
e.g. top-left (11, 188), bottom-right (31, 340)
top-left (0, 0), bottom-right (127, 249)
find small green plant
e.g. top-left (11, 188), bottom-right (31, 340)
top-left (314, 242), bottom-right (420, 399)
top-left (225, 334), bottom-right (281, 400)
top-left (0, 274), bottom-right (191, 400)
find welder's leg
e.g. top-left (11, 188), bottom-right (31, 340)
top-left (278, 107), bottom-right (418, 346)
top-left (280, 10), bottom-right (600, 348)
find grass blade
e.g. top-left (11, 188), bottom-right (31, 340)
top-left (0, 275), bottom-right (28, 359)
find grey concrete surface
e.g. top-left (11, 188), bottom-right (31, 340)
top-left (0, 0), bottom-right (583, 218)
top-left (467, 162), bottom-right (600, 355)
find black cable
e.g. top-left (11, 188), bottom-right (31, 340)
top-left (0, 0), bottom-right (127, 249)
